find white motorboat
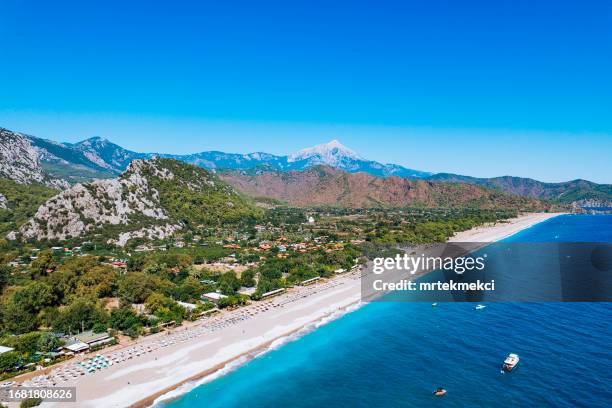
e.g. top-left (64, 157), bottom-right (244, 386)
top-left (502, 353), bottom-right (520, 372)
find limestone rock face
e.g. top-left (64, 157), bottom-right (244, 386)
top-left (16, 159), bottom-right (172, 243)
top-left (0, 128), bottom-right (69, 188)
top-left (11, 157), bottom-right (260, 246)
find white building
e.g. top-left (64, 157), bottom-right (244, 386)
top-left (177, 301), bottom-right (198, 311)
top-left (0, 346), bottom-right (15, 355)
top-left (238, 287), bottom-right (257, 297)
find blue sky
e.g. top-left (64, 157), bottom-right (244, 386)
top-left (0, 0), bottom-right (610, 183)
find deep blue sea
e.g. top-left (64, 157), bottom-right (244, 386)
top-left (160, 215), bottom-right (612, 408)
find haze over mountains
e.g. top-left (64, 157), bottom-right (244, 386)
top-left (0, 126), bottom-right (610, 207)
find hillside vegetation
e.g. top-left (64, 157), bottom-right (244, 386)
top-left (221, 166), bottom-right (559, 211)
top-left (137, 158), bottom-right (263, 227)
top-left (427, 174), bottom-right (612, 205)
top-left (0, 179), bottom-right (56, 236)
top-left (12, 158), bottom-right (262, 246)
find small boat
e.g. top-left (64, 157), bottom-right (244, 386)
top-left (433, 387), bottom-right (446, 397)
top-left (474, 304), bottom-right (486, 310)
top-left (502, 353), bottom-right (520, 372)
top-left (432, 303), bottom-right (438, 307)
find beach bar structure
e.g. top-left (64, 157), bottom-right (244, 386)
top-left (197, 308), bottom-right (220, 318)
top-left (301, 277), bottom-right (322, 286)
top-left (64, 341), bottom-right (89, 354)
top-left (62, 330), bottom-right (114, 354)
top-left (260, 288), bottom-right (286, 300)
top-left (75, 331), bottom-right (114, 348)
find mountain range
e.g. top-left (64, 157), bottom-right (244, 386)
top-left (6, 159), bottom-right (555, 245)
top-left (3, 128), bottom-right (428, 184)
top-left (1, 126), bottom-right (611, 206)
top-left (220, 166), bottom-right (552, 211)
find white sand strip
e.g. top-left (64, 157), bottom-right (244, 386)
top-left (449, 212), bottom-right (563, 243)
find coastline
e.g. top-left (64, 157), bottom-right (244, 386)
top-left (135, 302), bottom-right (363, 408)
top-left (41, 275), bottom-right (363, 408)
top-left (33, 212), bottom-right (562, 408)
top-left (448, 212), bottom-right (563, 243)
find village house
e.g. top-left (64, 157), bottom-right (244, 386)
top-left (134, 244), bottom-right (153, 252)
top-left (238, 287), bottom-right (257, 298)
top-left (223, 243), bottom-right (241, 249)
top-left (201, 292), bottom-right (228, 304)
top-left (177, 301), bottom-right (198, 311)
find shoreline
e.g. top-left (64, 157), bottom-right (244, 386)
top-left (132, 302), bottom-right (363, 408)
top-left (24, 212), bottom-right (562, 408)
top-left (448, 212), bottom-right (563, 243)
top-left (38, 274), bottom-right (364, 408)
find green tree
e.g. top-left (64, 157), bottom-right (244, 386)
top-left (117, 272), bottom-right (159, 304)
top-left (92, 323), bottom-right (107, 333)
top-left (0, 264), bottom-right (10, 292)
top-left (0, 301), bottom-right (39, 334)
top-left (217, 272), bottom-right (240, 295)
top-left (37, 332), bottom-right (63, 353)
top-left (127, 255), bottom-right (145, 272)
top-left (123, 325), bottom-right (143, 339)
top-left (20, 398), bottom-right (43, 408)
top-left (145, 293), bottom-right (185, 323)
top-left (0, 351), bottom-right (21, 372)
top-left (74, 266), bottom-right (117, 300)
top-left (12, 282), bottom-right (55, 315)
top-left (30, 251), bottom-right (57, 277)
top-left (239, 269), bottom-right (256, 287)
top-left (176, 276), bottom-right (203, 302)
top-left (52, 300), bottom-right (108, 334)
top-left (109, 307), bottom-right (141, 331)
top-left (1, 282), bottom-right (55, 334)
top-left (3, 332), bottom-right (41, 355)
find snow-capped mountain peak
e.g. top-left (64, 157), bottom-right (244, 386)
top-left (288, 139), bottom-right (363, 164)
top-left (77, 136), bottom-right (110, 147)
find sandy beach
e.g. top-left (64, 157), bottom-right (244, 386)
top-left (34, 276), bottom-right (364, 408)
top-left (13, 212), bottom-right (562, 408)
top-left (449, 212), bottom-right (562, 243)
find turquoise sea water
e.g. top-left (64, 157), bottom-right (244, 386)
top-left (160, 215), bottom-right (612, 408)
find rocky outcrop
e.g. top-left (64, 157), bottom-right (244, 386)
top-left (109, 223), bottom-right (184, 247)
top-left (11, 158), bottom-right (260, 246)
top-left (0, 128), bottom-right (69, 188)
top-left (15, 159), bottom-right (172, 242)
